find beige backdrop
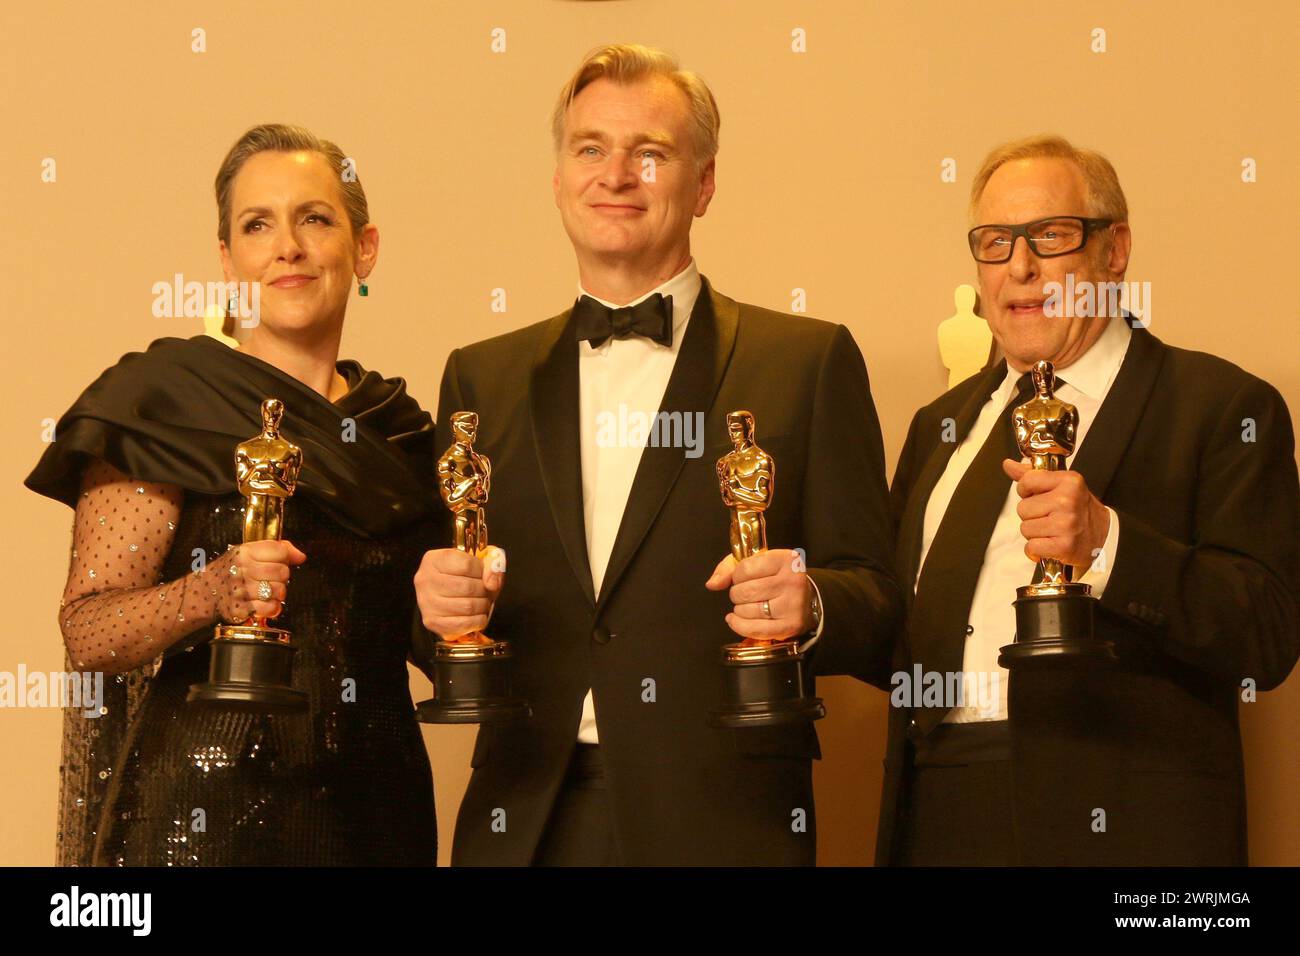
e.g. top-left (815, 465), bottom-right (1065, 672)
top-left (2, 0), bottom-right (1297, 866)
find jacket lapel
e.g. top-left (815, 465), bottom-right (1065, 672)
top-left (896, 360), bottom-right (1009, 607)
top-left (595, 277), bottom-right (739, 612)
top-left (529, 306), bottom-right (597, 608)
top-left (1070, 323), bottom-right (1165, 502)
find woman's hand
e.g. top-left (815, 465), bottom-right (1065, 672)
top-left (217, 539), bottom-right (307, 622)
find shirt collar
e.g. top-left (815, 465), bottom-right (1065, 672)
top-left (997, 316), bottom-right (1133, 401)
top-left (577, 259), bottom-right (701, 352)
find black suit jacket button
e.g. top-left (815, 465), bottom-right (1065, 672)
top-left (1127, 602), bottom-right (1142, 616)
top-left (593, 626), bottom-right (612, 645)
top-left (906, 718), bottom-right (921, 742)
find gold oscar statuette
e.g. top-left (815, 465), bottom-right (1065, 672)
top-left (415, 411), bottom-right (530, 723)
top-left (188, 398), bottom-right (309, 711)
top-left (999, 361), bottom-right (1116, 666)
top-left (709, 410), bottom-right (825, 727)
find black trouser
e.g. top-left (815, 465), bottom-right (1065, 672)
top-left (532, 743), bottom-right (623, 867)
top-left (899, 721), bottom-right (1015, 867)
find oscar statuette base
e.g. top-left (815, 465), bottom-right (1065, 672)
top-left (186, 623), bottom-right (308, 712)
top-left (709, 641), bottom-right (825, 728)
top-left (998, 582), bottom-right (1117, 667)
top-left (416, 639), bottom-right (531, 724)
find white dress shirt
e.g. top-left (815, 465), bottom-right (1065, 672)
top-left (575, 260), bottom-right (703, 743)
top-left (915, 315), bottom-right (1131, 723)
top-left (573, 260), bottom-right (826, 742)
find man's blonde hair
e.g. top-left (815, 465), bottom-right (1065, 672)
top-left (550, 43), bottom-right (720, 168)
top-left (969, 134), bottom-right (1128, 225)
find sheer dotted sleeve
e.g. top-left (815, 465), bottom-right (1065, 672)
top-left (59, 458), bottom-right (234, 674)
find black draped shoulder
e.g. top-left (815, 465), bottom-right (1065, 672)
top-left (25, 334), bottom-right (436, 537)
top-left (28, 334), bottom-right (440, 866)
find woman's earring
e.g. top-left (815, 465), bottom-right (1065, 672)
top-left (226, 293), bottom-right (239, 318)
top-left (358, 275), bottom-right (369, 297)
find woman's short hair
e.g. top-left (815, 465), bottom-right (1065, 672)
top-left (550, 44), bottom-right (721, 169)
top-left (214, 123), bottom-right (369, 246)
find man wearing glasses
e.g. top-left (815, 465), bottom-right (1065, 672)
top-left (871, 134), bottom-right (1299, 865)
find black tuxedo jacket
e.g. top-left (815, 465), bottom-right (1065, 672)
top-left (431, 276), bottom-right (901, 865)
top-left (873, 322), bottom-right (1300, 865)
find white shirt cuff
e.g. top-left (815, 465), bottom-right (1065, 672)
top-left (1077, 507), bottom-right (1120, 597)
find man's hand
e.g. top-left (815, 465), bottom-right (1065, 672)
top-left (1002, 459), bottom-right (1110, 571)
top-left (413, 545), bottom-right (506, 638)
top-left (705, 548), bottom-right (813, 642)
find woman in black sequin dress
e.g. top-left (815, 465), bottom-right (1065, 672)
top-left (25, 124), bottom-right (439, 866)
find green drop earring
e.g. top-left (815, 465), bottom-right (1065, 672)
top-left (358, 275), bottom-right (369, 297)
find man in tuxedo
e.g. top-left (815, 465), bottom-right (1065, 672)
top-left (875, 134), bottom-right (1300, 865)
top-left (413, 43), bottom-right (900, 865)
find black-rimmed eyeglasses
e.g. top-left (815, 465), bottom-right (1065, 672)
top-left (968, 216), bottom-right (1114, 263)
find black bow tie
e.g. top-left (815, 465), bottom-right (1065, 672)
top-left (572, 293), bottom-right (674, 348)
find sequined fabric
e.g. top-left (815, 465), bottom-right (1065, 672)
top-left (56, 659), bottom-right (153, 866)
top-left (88, 491), bottom-right (436, 866)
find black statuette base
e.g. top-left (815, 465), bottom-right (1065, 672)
top-left (416, 644), bottom-right (530, 724)
top-left (999, 586), bottom-right (1116, 667)
top-left (187, 629), bottom-right (307, 712)
top-left (710, 647), bottom-right (825, 728)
